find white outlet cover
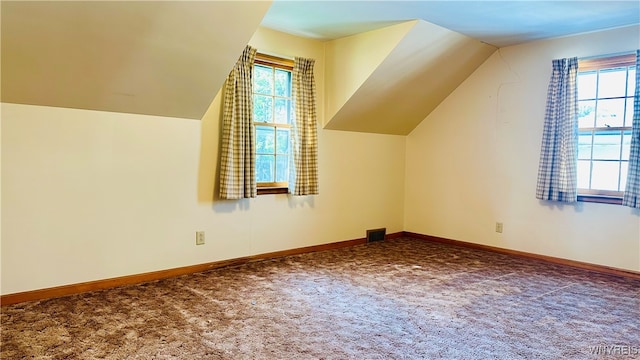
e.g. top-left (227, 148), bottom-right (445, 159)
top-left (196, 231), bottom-right (205, 245)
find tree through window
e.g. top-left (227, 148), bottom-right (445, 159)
top-left (253, 54), bottom-right (293, 190)
top-left (577, 53), bottom-right (636, 204)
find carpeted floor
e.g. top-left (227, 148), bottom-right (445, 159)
top-left (1, 237), bottom-right (639, 359)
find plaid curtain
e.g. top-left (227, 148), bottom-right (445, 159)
top-left (535, 57), bottom-right (579, 202)
top-left (622, 50), bottom-right (640, 208)
top-left (289, 57), bottom-right (319, 196)
top-left (219, 45), bottom-right (257, 199)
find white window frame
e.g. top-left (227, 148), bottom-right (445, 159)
top-left (253, 53), bottom-right (294, 194)
top-left (576, 53), bottom-right (636, 205)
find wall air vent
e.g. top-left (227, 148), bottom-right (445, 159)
top-left (367, 228), bottom-right (386, 243)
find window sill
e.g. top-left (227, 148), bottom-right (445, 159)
top-left (257, 187), bottom-right (289, 196)
top-left (577, 194), bottom-right (623, 205)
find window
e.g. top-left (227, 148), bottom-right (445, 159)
top-left (253, 54), bottom-right (293, 194)
top-left (577, 54), bottom-right (636, 204)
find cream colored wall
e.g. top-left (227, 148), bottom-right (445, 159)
top-left (324, 21), bottom-right (415, 126)
top-left (325, 20), bottom-right (496, 135)
top-left (5, 23), bottom-right (638, 296)
top-left (1, 27), bottom-right (406, 295)
top-left (405, 25), bottom-right (640, 272)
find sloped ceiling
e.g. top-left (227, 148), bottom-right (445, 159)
top-left (324, 20), bottom-right (497, 135)
top-left (324, 21), bottom-right (416, 128)
top-left (1, 1), bottom-right (271, 119)
top-left (263, 0), bottom-right (637, 135)
top-left (262, 1), bottom-right (640, 47)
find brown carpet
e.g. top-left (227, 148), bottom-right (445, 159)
top-left (2, 237), bottom-right (639, 359)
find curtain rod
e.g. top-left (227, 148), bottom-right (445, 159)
top-left (258, 51), bottom-right (295, 61)
top-left (579, 50), bottom-right (637, 61)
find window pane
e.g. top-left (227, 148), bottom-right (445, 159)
top-left (578, 100), bottom-right (595, 128)
top-left (592, 131), bottom-right (621, 160)
top-left (276, 128), bottom-right (290, 154)
top-left (254, 65), bottom-right (273, 95)
top-left (628, 67), bottom-right (636, 97)
top-left (577, 61), bottom-right (632, 196)
top-left (255, 126), bottom-right (275, 154)
top-left (256, 155), bottom-right (275, 182)
top-left (595, 98), bottom-right (625, 128)
top-left (620, 162), bottom-right (628, 191)
top-left (275, 155), bottom-right (289, 183)
top-left (577, 160), bottom-right (591, 189)
top-left (578, 132), bottom-right (592, 160)
top-left (622, 130), bottom-right (632, 160)
top-left (578, 72), bottom-right (597, 100)
top-left (591, 161), bottom-right (620, 191)
top-left (625, 97), bottom-right (634, 127)
top-left (275, 70), bottom-right (291, 97)
top-left (598, 68), bottom-right (627, 98)
top-left (274, 98), bottom-right (291, 124)
top-left (254, 95), bottom-right (273, 123)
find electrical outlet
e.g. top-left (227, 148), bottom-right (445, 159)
top-left (195, 231), bottom-right (205, 245)
top-left (495, 222), bottom-right (503, 233)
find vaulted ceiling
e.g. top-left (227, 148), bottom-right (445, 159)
top-left (1, 1), bottom-right (271, 120)
top-left (262, 1), bottom-right (640, 47)
top-left (2, 1), bottom-right (638, 135)
top-left (323, 20), bottom-right (496, 134)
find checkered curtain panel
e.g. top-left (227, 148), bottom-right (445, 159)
top-left (622, 50), bottom-right (640, 208)
top-left (535, 57), bottom-right (579, 202)
top-left (219, 45), bottom-right (257, 199)
top-left (290, 57), bottom-right (319, 196)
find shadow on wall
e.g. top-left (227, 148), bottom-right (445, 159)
top-left (538, 200), bottom-right (585, 213)
top-left (539, 199), bottom-right (640, 215)
top-left (195, 87), bottom-right (318, 213)
top-left (288, 195), bottom-right (315, 209)
top-left (197, 90), bottom-right (254, 214)
top-left (197, 90), bottom-right (228, 207)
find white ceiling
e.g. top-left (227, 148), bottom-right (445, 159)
top-left (261, 0), bottom-right (640, 47)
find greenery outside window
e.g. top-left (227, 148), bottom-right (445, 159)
top-left (577, 54), bottom-right (636, 204)
top-left (253, 54), bottom-right (294, 194)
